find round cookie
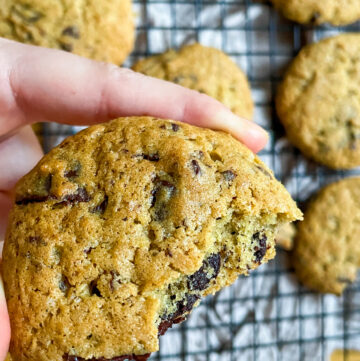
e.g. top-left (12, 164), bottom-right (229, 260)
top-left (132, 43), bottom-right (254, 120)
top-left (293, 177), bottom-right (360, 295)
top-left (0, 0), bottom-right (134, 65)
top-left (270, 0), bottom-right (360, 26)
top-left (276, 34), bottom-right (360, 169)
top-left (3, 116), bottom-right (301, 361)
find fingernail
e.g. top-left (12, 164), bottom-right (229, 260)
top-left (213, 109), bottom-right (268, 152)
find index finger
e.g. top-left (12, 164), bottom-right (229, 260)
top-left (0, 39), bottom-right (267, 153)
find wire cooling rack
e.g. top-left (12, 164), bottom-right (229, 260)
top-left (41, 1), bottom-right (360, 360)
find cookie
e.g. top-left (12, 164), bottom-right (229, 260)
top-left (275, 223), bottom-right (296, 251)
top-left (270, 0), bottom-right (360, 26)
top-left (132, 43), bottom-right (254, 120)
top-left (276, 34), bottom-right (360, 169)
top-left (331, 350), bottom-right (360, 361)
top-left (5, 354), bottom-right (12, 361)
top-left (0, 0), bottom-right (134, 65)
top-left (293, 177), bottom-right (360, 295)
top-left (3, 116), bottom-right (301, 361)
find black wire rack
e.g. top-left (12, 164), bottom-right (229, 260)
top-left (40, 1), bottom-right (360, 360)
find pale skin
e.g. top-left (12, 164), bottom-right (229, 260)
top-left (0, 38), bottom-right (268, 360)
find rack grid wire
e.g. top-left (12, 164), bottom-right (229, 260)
top-left (40, 1), bottom-right (360, 360)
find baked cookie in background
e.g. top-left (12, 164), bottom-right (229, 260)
top-left (276, 34), bottom-right (360, 169)
top-left (293, 177), bottom-right (360, 295)
top-left (31, 123), bottom-right (43, 148)
top-left (3, 116), bottom-right (301, 361)
top-left (270, 0), bottom-right (360, 26)
top-left (275, 222), bottom-right (296, 251)
top-left (0, 0), bottom-right (134, 65)
top-left (132, 43), bottom-right (254, 120)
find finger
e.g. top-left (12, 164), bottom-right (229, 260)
top-left (0, 126), bottom-right (43, 192)
top-left (0, 39), bottom-right (267, 152)
top-left (0, 276), bottom-right (10, 361)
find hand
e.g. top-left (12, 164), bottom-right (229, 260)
top-left (0, 38), bottom-right (268, 360)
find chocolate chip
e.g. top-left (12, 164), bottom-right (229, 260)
top-left (63, 354), bottom-right (151, 361)
top-left (310, 12), bottom-right (320, 23)
top-left (60, 42), bottom-right (73, 52)
top-left (64, 163), bottom-right (81, 179)
top-left (89, 280), bottom-right (102, 297)
top-left (151, 179), bottom-right (176, 208)
top-left (16, 194), bottom-right (53, 205)
top-left (27, 236), bottom-right (42, 243)
top-left (60, 188), bottom-right (91, 205)
top-left (221, 170), bottom-right (237, 182)
top-left (187, 253), bottom-right (221, 291)
top-left (59, 275), bottom-right (71, 295)
top-left (158, 294), bottom-right (199, 336)
top-left (62, 26), bottom-right (80, 39)
top-left (139, 153), bottom-right (160, 162)
top-left (91, 196), bottom-right (108, 214)
top-left (191, 159), bottom-right (201, 176)
top-left (171, 123), bottom-right (180, 132)
top-left (253, 232), bottom-right (267, 263)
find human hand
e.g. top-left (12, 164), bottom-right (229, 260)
top-left (0, 38), bottom-right (267, 360)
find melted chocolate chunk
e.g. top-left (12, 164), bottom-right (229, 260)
top-left (60, 188), bottom-right (91, 205)
top-left (255, 165), bottom-right (272, 179)
top-left (253, 232), bottom-right (267, 263)
top-left (221, 170), bottom-right (237, 182)
top-left (171, 123), bottom-right (180, 132)
top-left (64, 163), bottom-right (82, 179)
top-left (91, 196), bottom-right (108, 214)
top-left (89, 280), bottom-right (102, 297)
top-left (16, 194), bottom-right (53, 205)
top-left (158, 294), bottom-right (200, 336)
top-left (63, 354), bottom-right (151, 361)
top-left (310, 12), bottom-right (320, 23)
top-left (62, 26), bottom-right (80, 38)
top-left (191, 159), bottom-right (201, 176)
top-left (60, 42), bottom-right (73, 52)
top-left (151, 179), bottom-right (176, 207)
top-left (27, 236), bottom-right (42, 243)
top-left (59, 275), bottom-right (71, 294)
top-left (141, 153), bottom-right (160, 162)
top-left (187, 253), bottom-right (221, 291)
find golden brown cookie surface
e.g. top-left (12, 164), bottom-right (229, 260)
top-left (276, 34), bottom-right (360, 169)
top-left (0, 0), bottom-right (134, 64)
top-left (133, 44), bottom-right (254, 120)
top-left (293, 177), bottom-right (360, 295)
top-left (3, 117), bottom-right (301, 361)
top-left (270, 0), bottom-right (360, 26)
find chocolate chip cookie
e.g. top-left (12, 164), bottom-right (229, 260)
top-left (270, 0), bottom-right (360, 26)
top-left (3, 116), bottom-right (301, 361)
top-left (0, 0), bottom-right (134, 64)
top-left (132, 43), bottom-right (254, 120)
top-left (293, 177), bottom-right (360, 295)
top-left (276, 34), bottom-right (360, 169)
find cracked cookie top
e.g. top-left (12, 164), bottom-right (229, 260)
top-left (293, 177), bottom-right (360, 295)
top-left (276, 34), bottom-right (360, 169)
top-left (270, 0), bottom-right (360, 26)
top-left (3, 117), bottom-right (301, 361)
top-left (0, 0), bottom-right (134, 64)
top-left (132, 43), bottom-right (254, 120)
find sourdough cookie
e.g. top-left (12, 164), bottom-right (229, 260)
top-left (270, 0), bottom-right (360, 26)
top-left (3, 116), bottom-right (301, 361)
top-left (293, 177), bottom-right (360, 295)
top-left (132, 43), bottom-right (254, 119)
top-left (276, 34), bottom-right (360, 169)
top-left (275, 223), bottom-right (296, 251)
top-left (0, 0), bottom-right (134, 64)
